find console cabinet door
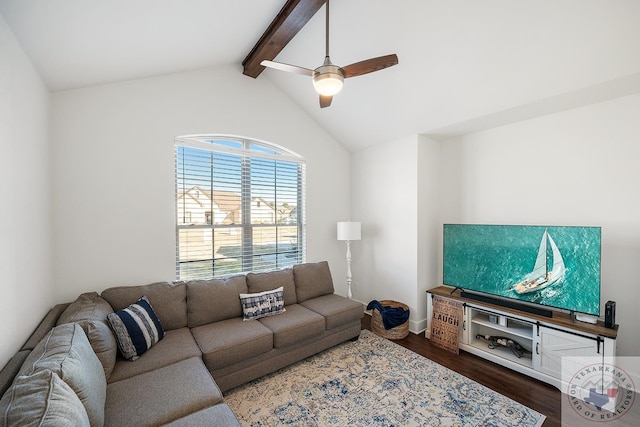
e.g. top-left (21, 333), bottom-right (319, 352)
top-left (533, 325), bottom-right (601, 380)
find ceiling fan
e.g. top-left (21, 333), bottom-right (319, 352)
top-left (260, 0), bottom-right (398, 108)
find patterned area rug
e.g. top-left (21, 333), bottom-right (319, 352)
top-left (225, 330), bottom-right (545, 426)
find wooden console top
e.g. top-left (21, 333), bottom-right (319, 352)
top-left (428, 286), bottom-right (618, 339)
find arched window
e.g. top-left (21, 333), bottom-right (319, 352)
top-left (175, 135), bottom-right (305, 280)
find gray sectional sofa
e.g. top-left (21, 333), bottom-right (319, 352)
top-left (0, 261), bottom-right (364, 426)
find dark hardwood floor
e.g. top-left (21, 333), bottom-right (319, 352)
top-left (362, 314), bottom-right (561, 427)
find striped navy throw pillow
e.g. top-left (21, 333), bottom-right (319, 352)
top-left (239, 286), bottom-right (286, 320)
top-left (107, 296), bottom-right (164, 361)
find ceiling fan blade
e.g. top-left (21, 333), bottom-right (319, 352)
top-left (261, 60), bottom-right (314, 76)
top-left (319, 95), bottom-right (333, 108)
top-left (342, 54), bottom-right (399, 78)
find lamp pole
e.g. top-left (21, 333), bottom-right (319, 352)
top-left (345, 239), bottom-right (353, 299)
top-left (337, 221), bottom-right (361, 300)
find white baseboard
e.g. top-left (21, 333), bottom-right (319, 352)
top-left (409, 318), bottom-right (428, 335)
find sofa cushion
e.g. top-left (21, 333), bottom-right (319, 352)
top-left (163, 404), bottom-right (241, 427)
top-left (246, 268), bottom-right (297, 306)
top-left (105, 357), bottom-right (222, 427)
top-left (239, 286), bottom-right (286, 320)
top-left (293, 261), bottom-right (335, 302)
top-left (57, 292), bottom-right (113, 325)
top-left (56, 292), bottom-right (118, 379)
top-left (102, 281), bottom-right (187, 330)
top-left (186, 275), bottom-right (247, 327)
top-left (79, 319), bottom-right (118, 379)
top-left (300, 293), bottom-right (364, 329)
top-left (258, 304), bottom-right (325, 348)
top-left (107, 296), bottom-right (164, 361)
top-left (108, 327), bottom-right (202, 383)
top-left (18, 323), bottom-right (106, 427)
top-left (191, 317), bottom-right (273, 371)
top-left (0, 370), bottom-right (90, 426)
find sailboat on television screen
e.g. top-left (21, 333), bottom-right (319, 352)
top-left (511, 229), bottom-right (566, 294)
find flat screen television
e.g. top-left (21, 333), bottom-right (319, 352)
top-left (443, 224), bottom-right (601, 316)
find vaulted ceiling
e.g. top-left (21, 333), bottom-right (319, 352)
top-left (2, 0), bottom-right (640, 151)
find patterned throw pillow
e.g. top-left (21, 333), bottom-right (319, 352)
top-left (239, 287), bottom-right (286, 321)
top-left (107, 296), bottom-right (164, 361)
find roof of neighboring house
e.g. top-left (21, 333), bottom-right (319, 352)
top-left (178, 186), bottom-right (295, 216)
top-left (209, 190), bottom-right (241, 212)
top-left (177, 186), bottom-right (241, 212)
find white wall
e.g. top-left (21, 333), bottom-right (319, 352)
top-left (350, 135), bottom-right (442, 333)
top-left (0, 15), bottom-right (52, 367)
top-left (416, 136), bottom-right (442, 331)
top-left (51, 65), bottom-right (351, 301)
top-left (351, 136), bottom-right (420, 328)
top-left (440, 94), bottom-right (640, 357)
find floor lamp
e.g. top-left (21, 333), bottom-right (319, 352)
top-left (337, 221), bottom-right (361, 299)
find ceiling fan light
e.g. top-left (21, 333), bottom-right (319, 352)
top-left (313, 72), bottom-right (344, 96)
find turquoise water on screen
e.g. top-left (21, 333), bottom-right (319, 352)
top-left (443, 224), bottom-right (601, 315)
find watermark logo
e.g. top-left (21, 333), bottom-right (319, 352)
top-left (567, 362), bottom-right (635, 423)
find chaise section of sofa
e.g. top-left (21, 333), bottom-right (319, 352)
top-left (104, 356), bottom-right (226, 427)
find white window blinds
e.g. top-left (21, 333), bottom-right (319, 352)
top-left (175, 135), bottom-right (305, 280)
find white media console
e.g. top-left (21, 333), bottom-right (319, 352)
top-left (426, 286), bottom-right (618, 391)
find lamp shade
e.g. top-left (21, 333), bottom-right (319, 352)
top-left (337, 221), bottom-right (361, 241)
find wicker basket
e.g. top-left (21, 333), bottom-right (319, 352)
top-left (371, 300), bottom-right (409, 340)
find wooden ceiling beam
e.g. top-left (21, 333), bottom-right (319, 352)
top-left (242, 0), bottom-right (326, 78)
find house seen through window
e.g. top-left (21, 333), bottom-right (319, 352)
top-left (175, 135), bottom-right (305, 280)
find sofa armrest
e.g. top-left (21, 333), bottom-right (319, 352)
top-left (20, 303), bottom-right (70, 351)
top-left (0, 350), bottom-right (30, 398)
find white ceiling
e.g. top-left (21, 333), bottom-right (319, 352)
top-left (2, 0), bottom-right (640, 151)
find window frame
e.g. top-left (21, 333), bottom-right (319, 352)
top-left (175, 134), bottom-right (306, 280)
